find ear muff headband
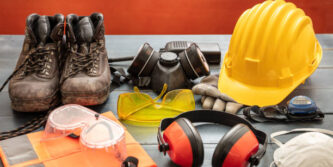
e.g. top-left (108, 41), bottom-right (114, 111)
top-left (158, 110), bottom-right (267, 166)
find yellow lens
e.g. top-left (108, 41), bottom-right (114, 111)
top-left (117, 88), bottom-right (195, 126)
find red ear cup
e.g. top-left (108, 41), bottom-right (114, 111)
top-left (212, 124), bottom-right (259, 167)
top-left (179, 43), bottom-right (210, 79)
top-left (163, 118), bottom-right (204, 167)
top-left (127, 43), bottom-right (160, 77)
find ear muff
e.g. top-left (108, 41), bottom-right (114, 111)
top-left (212, 124), bottom-right (260, 167)
top-left (162, 118), bottom-right (204, 167)
top-left (179, 43), bottom-right (210, 79)
top-left (127, 43), bottom-right (160, 77)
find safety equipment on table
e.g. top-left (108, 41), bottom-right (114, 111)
top-left (0, 14), bottom-right (64, 140)
top-left (127, 43), bottom-right (210, 93)
top-left (243, 96), bottom-right (324, 122)
top-left (0, 109), bottom-right (157, 167)
top-left (43, 104), bottom-right (127, 164)
top-left (118, 84), bottom-right (195, 126)
top-left (1, 13), bottom-right (64, 112)
top-left (108, 41), bottom-right (221, 64)
top-left (44, 104), bottom-right (127, 164)
top-left (270, 128), bottom-right (333, 167)
top-left (218, 0), bottom-right (322, 107)
top-left (158, 110), bottom-right (267, 167)
top-left (192, 75), bottom-right (243, 114)
top-left (61, 13), bottom-right (111, 105)
top-left (160, 41), bottom-right (221, 64)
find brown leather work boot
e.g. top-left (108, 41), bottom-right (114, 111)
top-left (8, 14), bottom-right (64, 112)
top-left (61, 13), bottom-right (111, 105)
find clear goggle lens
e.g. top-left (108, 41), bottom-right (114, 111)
top-left (42, 104), bottom-right (126, 162)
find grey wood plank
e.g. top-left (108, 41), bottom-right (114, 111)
top-left (317, 34), bottom-right (333, 49)
top-left (0, 142), bottom-right (286, 167)
top-left (142, 143), bottom-right (277, 167)
top-left (1, 79), bottom-right (333, 116)
top-left (0, 142), bottom-right (276, 167)
top-left (0, 115), bottom-right (44, 132)
top-left (124, 114), bottom-right (333, 145)
top-left (319, 50), bottom-right (333, 68)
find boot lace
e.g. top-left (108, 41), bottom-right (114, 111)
top-left (0, 46), bottom-right (55, 92)
top-left (61, 43), bottom-right (103, 83)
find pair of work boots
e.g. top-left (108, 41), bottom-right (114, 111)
top-left (8, 13), bottom-right (111, 112)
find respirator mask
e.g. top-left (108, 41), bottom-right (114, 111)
top-left (127, 42), bottom-right (210, 92)
top-left (109, 41), bottom-right (220, 93)
top-left (270, 128), bottom-right (333, 167)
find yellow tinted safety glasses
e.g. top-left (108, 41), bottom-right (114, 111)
top-left (117, 84), bottom-right (195, 126)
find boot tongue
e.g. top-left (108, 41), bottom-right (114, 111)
top-left (35, 16), bottom-right (51, 47)
top-left (77, 17), bottom-right (94, 54)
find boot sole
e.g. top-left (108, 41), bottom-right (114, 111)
top-left (61, 86), bottom-right (110, 106)
top-left (11, 93), bottom-right (60, 112)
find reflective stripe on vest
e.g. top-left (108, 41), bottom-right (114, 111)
top-left (0, 135), bottom-right (44, 167)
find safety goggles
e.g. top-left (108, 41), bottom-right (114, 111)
top-left (42, 104), bottom-right (126, 161)
top-left (243, 105), bottom-right (324, 122)
top-left (117, 84), bottom-right (195, 126)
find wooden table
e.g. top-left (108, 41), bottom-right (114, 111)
top-left (0, 34), bottom-right (332, 167)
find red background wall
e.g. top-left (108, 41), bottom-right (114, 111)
top-left (0, 0), bottom-right (332, 34)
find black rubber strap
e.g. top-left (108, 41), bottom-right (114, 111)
top-left (160, 110), bottom-right (265, 141)
top-left (243, 106), bottom-right (288, 123)
top-left (109, 66), bottom-right (130, 84)
top-left (243, 105), bottom-right (325, 123)
top-left (121, 156), bottom-right (139, 167)
top-left (109, 66), bottom-right (151, 92)
top-left (160, 110), bottom-right (267, 164)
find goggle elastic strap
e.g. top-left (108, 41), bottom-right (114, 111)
top-left (243, 105), bottom-right (324, 122)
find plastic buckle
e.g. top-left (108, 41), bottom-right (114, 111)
top-left (121, 156), bottom-right (139, 167)
top-left (157, 127), bottom-right (169, 155)
top-left (249, 157), bottom-right (260, 166)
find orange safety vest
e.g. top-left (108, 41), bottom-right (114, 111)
top-left (0, 112), bottom-right (156, 167)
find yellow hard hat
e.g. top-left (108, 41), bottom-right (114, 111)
top-left (218, 0), bottom-right (322, 107)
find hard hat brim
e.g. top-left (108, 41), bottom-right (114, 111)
top-left (218, 41), bottom-right (322, 107)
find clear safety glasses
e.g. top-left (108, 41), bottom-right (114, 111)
top-left (42, 104), bottom-right (126, 161)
